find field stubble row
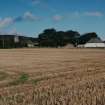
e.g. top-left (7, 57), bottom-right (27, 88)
top-left (0, 48), bottom-right (105, 105)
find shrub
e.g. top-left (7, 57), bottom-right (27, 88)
top-left (9, 73), bottom-right (29, 86)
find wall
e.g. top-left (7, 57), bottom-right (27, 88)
top-left (84, 43), bottom-right (105, 48)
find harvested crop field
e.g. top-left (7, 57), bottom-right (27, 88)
top-left (0, 48), bottom-right (105, 105)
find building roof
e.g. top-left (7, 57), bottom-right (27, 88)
top-left (87, 37), bottom-right (103, 43)
top-left (64, 44), bottom-right (74, 48)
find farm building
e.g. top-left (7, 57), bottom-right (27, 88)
top-left (77, 44), bottom-right (84, 48)
top-left (0, 34), bottom-right (38, 48)
top-left (63, 44), bottom-right (74, 48)
top-left (25, 40), bottom-right (38, 48)
top-left (84, 37), bottom-right (105, 48)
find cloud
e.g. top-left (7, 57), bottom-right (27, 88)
top-left (0, 17), bottom-right (14, 28)
top-left (84, 11), bottom-right (104, 17)
top-left (51, 11), bottom-right (104, 22)
top-left (52, 15), bottom-right (63, 21)
top-left (23, 11), bottom-right (38, 21)
top-left (0, 11), bottom-right (39, 28)
top-left (68, 11), bottom-right (104, 18)
top-left (14, 11), bottom-right (39, 22)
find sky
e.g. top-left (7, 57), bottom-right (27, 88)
top-left (0, 0), bottom-right (105, 38)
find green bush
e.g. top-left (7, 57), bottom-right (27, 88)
top-left (18, 73), bottom-right (29, 83)
top-left (9, 73), bottom-right (29, 86)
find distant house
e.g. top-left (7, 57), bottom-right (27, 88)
top-left (0, 34), bottom-right (38, 48)
top-left (25, 40), bottom-right (35, 48)
top-left (0, 35), bottom-right (16, 48)
top-left (77, 44), bottom-right (84, 48)
top-left (84, 37), bottom-right (105, 48)
top-left (63, 43), bottom-right (74, 48)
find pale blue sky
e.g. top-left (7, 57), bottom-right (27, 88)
top-left (0, 0), bottom-right (105, 38)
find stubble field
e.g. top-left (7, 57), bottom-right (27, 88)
top-left (0, 48), bottom-right (105, 105)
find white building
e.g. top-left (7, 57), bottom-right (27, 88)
top-left (84, 37), bottom-right (105, 48)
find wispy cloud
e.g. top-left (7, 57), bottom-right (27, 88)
top-left (52, 14), bottom-right (63, 21)
top-left (0, 17), bottom-right (13, 28)
top-left (68, 11), bottom-right (104, 18)
top-left (0, 10), bottom-right (104, 29)
top-left (14, 11), bottom-right (39, 22)
top-left (84, 11), bottom-right (104, 17)
top-left (0, 11), bottom-right (39, 28)
top-left (23, 11), bottom-right (39, 21)
top-left (52, 11), bottom-right (104, 22)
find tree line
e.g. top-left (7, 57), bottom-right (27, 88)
top-left (38, 28), bottom-right (98, 47)
top-left (0, 28), bottom-right (99, 48)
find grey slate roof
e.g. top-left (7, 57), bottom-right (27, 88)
top-left (87, 37), bottom-right (103, 43)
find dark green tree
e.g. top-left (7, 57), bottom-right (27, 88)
top-left (38, 28), bottom-right (80, 47)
